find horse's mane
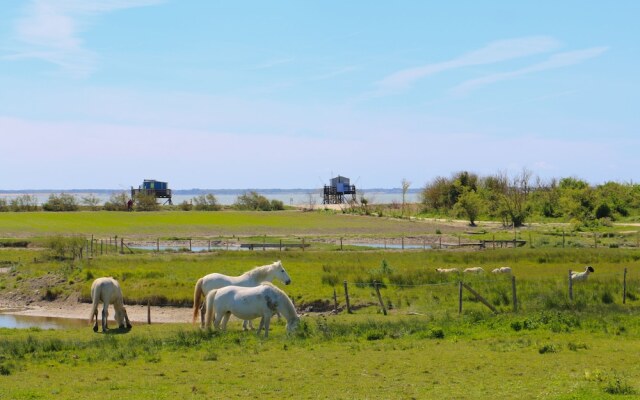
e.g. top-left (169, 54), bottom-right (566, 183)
top-left (244, 261), bottom-right (280, 281)
top-left (263, 282), bottom-right (296, 318)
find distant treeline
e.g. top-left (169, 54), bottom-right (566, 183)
top-left (0, 191), bottom-right (284, 212)
top-left (419, 170), bottom-right (640, 227)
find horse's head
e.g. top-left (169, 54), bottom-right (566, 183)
top-left (115, 307), bottom-right (132, 331)
top-left (286, 315), bottom-right (301, 334)
top-left (273, 260), bottom-right (291, 285)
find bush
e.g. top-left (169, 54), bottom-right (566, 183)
top-left (0, 198), bottom-right (8, 212)
top-left (179, 201), bottom-right (193, 211)
top-left (44, 235), bottom-right (85, 260)
top-left (9, 194), bottom-right (39, 211)
top-left (103, 192), bottom-right (129, 211)
top-left (134, 191), bottom-right (160, 211)
top-left (192, 194), bottom-right (221, 211)
top-left (234, 191), bottom-right (276, 211)
top-left (42, 193), bottom-right (79, 211)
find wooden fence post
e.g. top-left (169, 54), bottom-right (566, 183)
top-left (147, 298), bottom-right (151, 324)
top-left (302, 237), bottom-right (305, 252)
top-left (563, 230), bottom-right (566, 248)
top-left (189, 239), bottom-right (192, 252)
top-left (279, 239), bottom-right (282, 252)
top-left (439, 236), bottom-right (442, 250)
top-left (343, 280), bottom-right (352, 314)
top-left (333, 287), bottom-right (338, 313)
top-left (461, 283), bottom-right (498, 314)
top-left (401, 236), bottom-right (405, 250)
top-left (340, 237), bottom-right (343, 251)
top-left (374, 281), bottom-right (387, 315)
top-left (458, 281), bottom-right (463, 314)
top-left (511, 275), bottom-right (518, 312)
top-left (120, 238), bottom-right (124, 254)
top-left (594, 232), bottom-right (597, 249)
top-left (568, 270), bottom-right (573, 302)
top-left (623, 268), bottom-right (628, 304)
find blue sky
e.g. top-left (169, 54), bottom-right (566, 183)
top-left (1, 1), bottom-right (638, 190)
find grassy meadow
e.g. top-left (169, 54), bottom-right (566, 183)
top-left (2, 210), bottom-right (640, 398)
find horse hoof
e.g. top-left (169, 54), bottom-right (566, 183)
top-left (93, 326), bottom-right (98, 333)
top-left (126, 324), bottom-right (132, 330)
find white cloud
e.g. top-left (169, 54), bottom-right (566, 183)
top-left (376, 36), bottom-right (560, 93)
top-left (5, 0), bottom-right (165, 76)
top-left (451, 47), bottom-right (608, 96)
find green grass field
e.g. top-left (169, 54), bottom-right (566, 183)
top-left (2, 211), bottom-right (640, 398)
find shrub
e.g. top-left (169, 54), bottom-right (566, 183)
top-left (44, 235), bottom-right (85, 260)
top-left (103, 192), bottom-right (129, 211)
top-left (9, 194), bottom-right (39, 211)
top-left (192, 194), bottom-right (221, 211)
top-left (234, 191), bottom-right (275, 211)
top-left (42, 193), bottom-right (79, 211)
top-left (134, 191), bottom-right (160, 211)
top-left (0, 198), bottom-right (8, 212)
top-left (179, 201), bottom-right (193, 211)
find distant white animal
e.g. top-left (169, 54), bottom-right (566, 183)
top-left (491, 267), bottom-right (512, 274)
top-left (571, 266), bottom-right (595, 282)
top-left (463, 267), bottom-right (485, 274)
top-left (204, 282), bottom-right (299, 338)
top-left (436, 268), bottom-right (460, 274)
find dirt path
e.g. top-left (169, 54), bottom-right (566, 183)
top-left (0, 299), bottom-right (192, 324)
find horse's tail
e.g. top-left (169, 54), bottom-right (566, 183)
top-left (204, 289), bottom-right (218, 329)
top-left (192, 278), bottom-right (204, 324)
top-left (89, 287), bottom-right (99, 325)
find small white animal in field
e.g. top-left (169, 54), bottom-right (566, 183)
top-left (89, 277), bottom-right (132, 333)
top-left (491, 267), bottom-right (512, 274)
top-left (436, 268), bottom-right (460, 274)
top-left (571, 266), bottom-right (595, 282)
top-left (463, 267), bottom-right (485, 274)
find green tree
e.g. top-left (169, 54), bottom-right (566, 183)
top-left (103, 192), bottom-right (129, 211)
top-left (454, 188), bottom-right (483, 226)
top-left (134, 191), bottom-right (160, 211)
top-left (192, 194), bottom-right (221, 211)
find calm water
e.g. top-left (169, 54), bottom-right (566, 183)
top-left (0, 313), bottom-right (87, 329)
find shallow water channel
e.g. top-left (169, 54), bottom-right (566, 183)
top-left (0, 313), bottom-right (87, 329)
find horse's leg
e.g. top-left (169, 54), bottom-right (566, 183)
top-left (213, 310), bottom-right (224, 331)
top-left (263, 314), bottom-right (271, 338)
top-left (221, 312), bottom-right (231, 331)
top-left (92, 307), bottom-right (99, 332)
top-left (200, 301), bottom-right (205, 328)
top-left (101, 302), bottom-right (108, 332)
top-left (256, 317), bottom-right (264, 336)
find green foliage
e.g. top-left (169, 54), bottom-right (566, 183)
top-left (8, 194), bottom-right (39, 211)
top-left (44, 235), bottom-right (85, 260)
top-left (134, 191), bottom-right (160, 211)
top-left (233, 191), bottom-right (282, 211)
top-left (42, 193), bottom-right (79, 212)
top-left (103, 192), bottom-right (129, 211)
top-left (192, 194), bottom-right (221, 211)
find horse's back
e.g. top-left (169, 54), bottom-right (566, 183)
top-left (91, 277), bottom-right (122, 303)
top-left (213, 285), bottom-right (271, 320)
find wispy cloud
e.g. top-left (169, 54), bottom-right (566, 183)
top-left (451, 47), bottom-right (608, 96)
top-left (5, 0), bottom-right (164, 77)
top-left (376, 36), bottom-right (560, 93)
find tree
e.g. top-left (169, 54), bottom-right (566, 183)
top-left (401, 178), bottom-right (411, 217)
top-left (134, 191), bottom-right (160, 211)
top-left (234, 191), bottom-right (274, 211)
top-left (491, 169), bottom-right (532, 227)
top-left (103, 192), bottom-right (129, 211)
top-left (454, 188), bottom-right (483, 226)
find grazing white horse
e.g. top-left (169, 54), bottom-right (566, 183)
top-left (89, 277), bottom-right (132, 333)
top-left (464, 267), bottom-right (485, 274)
top-left (193, 260), bottom-right (291, 327)
top-left (491, 267), bottom-right (512, 274)
top-left (571, 266), bottom-right (595, 282)
top-left (204, 282), bottom-right (300, 338)
top-left (436, 268), bottom-right (460, 274)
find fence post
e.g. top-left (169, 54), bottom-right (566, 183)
top-left (402, 236), bottom-right (405, 250)
top-left (333, 287), bottom-right (338, 313)
top-left (623, 268), bottom-right (628, 304)
top-left (279, 239), bottom-right (282, 252)
top-left (120, 238), bottom-right (124, 254)
top-left (208, 240), bottom-right (211, 252)
top-left (374, 281), bottom-right (387, 315)
top-left (439, 236), bottom-right (442, 250)
top-left (568, 270), bottom-right (573, 302)
top-left (302, 237), bottom-right (305, 252)
top-left (147, 298), bottom-right (151, 324)
top-left (340, 237), bottom-right (343, 251)
top-left (594, 232), bottom-right (597, 249)
top-left (343, 280), bottom-right (352, 314)
top-left (563, 230), bottom-right (565, 248)
top-left (263, 235), bottom-right (266, 251)
top-left (458, 281), bottom-right (463, 314)
top-left (189, 239), bottom-right (192, 252)
top-left (511, 275), bottom-right (518, 312)
top-left (493, 235), bottom-right (495, 250)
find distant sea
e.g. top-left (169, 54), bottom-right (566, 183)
top-left (0, 188), bottom-right (420, 206)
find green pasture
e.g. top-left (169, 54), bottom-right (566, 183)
top-left (0, 210), bottom-right (450, 239)
top-left (1, 312), bottom-right (640, 399)
top-left (3, 211), bottom-right (640, 398)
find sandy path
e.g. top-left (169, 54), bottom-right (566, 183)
top-left (0, 299), bottom-right (193, 324)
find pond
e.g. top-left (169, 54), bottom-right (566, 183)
top-left (0, 313), bottom-right (87, 330)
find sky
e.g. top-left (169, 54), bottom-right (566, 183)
top-left (1, 1), bottom-right (638, 190)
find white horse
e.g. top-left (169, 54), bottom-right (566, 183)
top-left (204, 282), bottom-right (299, 338)
top-left (571, 266), bottom-right (595, 282)
top-left (464, 267), bottom-right (485, 274)
top-left (89, 277), bottom-right (132, 333)
top-left (192, 260), bottom-right (291, 327)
